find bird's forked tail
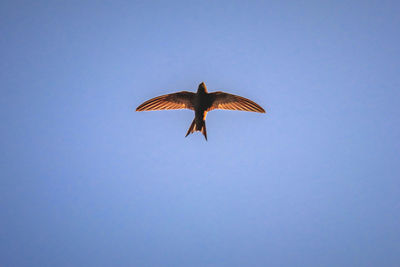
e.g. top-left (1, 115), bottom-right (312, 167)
top-left (185, 119), bottom-right (207, 140)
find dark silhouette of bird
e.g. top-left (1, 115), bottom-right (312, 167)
top-left (136, 82), bottom-right (266, 140)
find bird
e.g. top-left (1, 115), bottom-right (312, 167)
top-left (136, 82), bottom-right (266, 140)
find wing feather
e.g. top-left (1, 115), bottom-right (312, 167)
top-left (136, 91), bottom-right (195, 111)
top-left (207, 92), bottom-right (265, 113)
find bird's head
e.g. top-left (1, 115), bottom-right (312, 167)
top-left (197, 82), bottom-right (208, 93)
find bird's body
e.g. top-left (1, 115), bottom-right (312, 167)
top-left (136, 82), bottom-right (265, 140)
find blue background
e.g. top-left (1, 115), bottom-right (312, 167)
top-left (1, 1), bottom-right (400, 266)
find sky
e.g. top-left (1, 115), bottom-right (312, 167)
top-left (1, 1), bottom-right (400, 266)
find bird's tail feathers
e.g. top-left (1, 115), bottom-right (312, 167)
top-left (185, 119), bottom-right (196, 137)
top-left (200, 121), bottom-right (207, 140)
top-left (185, 119), bottom-right (207, 140)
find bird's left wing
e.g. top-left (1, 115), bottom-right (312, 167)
top-left (207, 92), bottom-right (266, 113)
top-left (136, 91), bottom-right (195, 111)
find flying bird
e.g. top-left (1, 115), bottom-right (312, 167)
top-left (136, 82), bottom-right (266, 140)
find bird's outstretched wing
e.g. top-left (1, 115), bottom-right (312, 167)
top-left (136, 91), bottom-right (196, 111)
top-left (207, 92), bottom-right (266, 113)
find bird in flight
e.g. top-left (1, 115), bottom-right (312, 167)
top-left (136, 82), bottom-right (265, 140)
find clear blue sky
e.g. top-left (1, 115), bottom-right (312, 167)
top-left (1, 1), bottom-right (400, 266)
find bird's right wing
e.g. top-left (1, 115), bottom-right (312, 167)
top-left (136, 91), bottom-right (195, 111)
top-left (207, 92), bottom-right (266, 113)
